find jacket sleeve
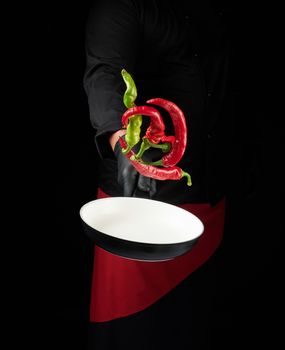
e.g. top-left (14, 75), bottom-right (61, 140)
top-left (83, 0), bottom-right (140, 158)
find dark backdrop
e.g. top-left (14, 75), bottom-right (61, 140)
top-left (28, 1), bottom-right (282, 348)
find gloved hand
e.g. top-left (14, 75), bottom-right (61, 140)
top-left (114, 140), bottom-right (158, 198)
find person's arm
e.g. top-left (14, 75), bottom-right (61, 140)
top-left (83, 0), bottom-right (140, 158)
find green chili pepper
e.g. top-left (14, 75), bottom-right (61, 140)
top-left (121, 69), bottom-right (142, 154)
top-left (121, 69), bottom-right (137, 108)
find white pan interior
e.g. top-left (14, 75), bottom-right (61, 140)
top-left (80, 197), bottom-right (204, 244)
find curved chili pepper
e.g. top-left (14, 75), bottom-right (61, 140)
top-left (122, 105), bottom-right (166, 144)
top-left (122, 105), bottom-right (175, 158)
top-left (119, 138), bottom-right (192, 186)
top-left (121, 69), bottom-right (142, 153)
top-left (146, 98), bottom-right (187, 167)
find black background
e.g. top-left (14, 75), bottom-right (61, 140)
top-left (17, 1), bottom-right (283, 348)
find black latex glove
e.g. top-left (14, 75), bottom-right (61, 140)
top-left (114, 140), bottom-right (158, 198)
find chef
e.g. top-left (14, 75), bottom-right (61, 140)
top-left (83, 0), bottom-right (233, 348)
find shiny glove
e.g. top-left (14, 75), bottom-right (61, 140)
top-left (114, 140), bottom-right (158, 198)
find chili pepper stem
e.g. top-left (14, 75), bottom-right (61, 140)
top-left (135, 138), bottom-right (151, 159)
top-left (181, 170), bottom-right (192, 186)
top-left (141, 159), bottom-right (163, 166)
top-left (149, 140), bottom-right (171, 153)
top-left (135, 138), bottom-right (171, 160)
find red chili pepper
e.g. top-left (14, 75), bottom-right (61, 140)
top-left (147, 98), bottom-right (187, 167)
top-left (119, 138), bottom-right (192, 186)
top-left (122, 105), bottom-right (166, 144)
top-left (122, 105), bottom-right (176, 159)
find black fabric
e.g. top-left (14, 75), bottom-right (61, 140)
top-left (83, 0), bottom-right (234, 206)
top-left (86, 251), bottom-right (225, 350)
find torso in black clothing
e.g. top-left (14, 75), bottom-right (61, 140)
top-left (84, 0), bottom-right (231, 205)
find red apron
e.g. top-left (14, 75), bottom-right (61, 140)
top-left (90, 188), bottom-right (225, 322)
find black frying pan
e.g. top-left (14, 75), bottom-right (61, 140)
top-left (80, 197), bottom-right (204, 261)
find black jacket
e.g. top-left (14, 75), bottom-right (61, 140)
top-left (83, 0), bottom-right (234, 205)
